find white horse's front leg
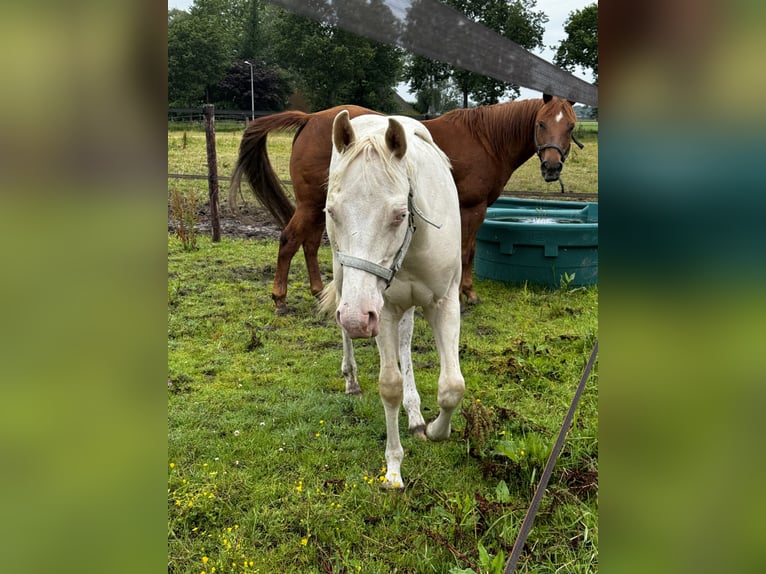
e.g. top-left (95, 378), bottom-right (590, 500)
top-left (399, 308), bottom-right (426, 438)
top-left (340, 328), bottom-right (361, 395)
top-left (423, 293), bottom-right (465, 441)
top-left (377, 308), bottom-right (405, 488)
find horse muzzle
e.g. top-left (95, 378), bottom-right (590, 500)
top-left (336, 306), bottom-right (380, 339)
top-left (540, 158), bottom-right (563, 182)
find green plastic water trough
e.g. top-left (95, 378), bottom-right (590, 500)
top-left (475, 197), bottom-right (598, 287)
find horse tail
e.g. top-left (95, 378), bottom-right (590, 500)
top-left (317, 280), bottom-right (338, 318)
top-left (229, 111), bottom-right (311, 228)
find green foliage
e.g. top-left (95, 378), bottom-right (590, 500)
top-left (168, 0), bottom-right (249, 106)
top-left (169, 188), bottom-right (199, 251)
top-left (268, 7), bottom-right (403, 111)
top-left (403, 0), bottom-right (548, 107)
top-left (211, 60), bottom-right (293, 111)
top-left (169, 0), bottom-right (278, 108)
top-left (553, 3), bottom-right (598, 83)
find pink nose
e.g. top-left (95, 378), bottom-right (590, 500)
top-left (336, 308), bottom-right (379, 338)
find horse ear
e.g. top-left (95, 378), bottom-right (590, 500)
top-left (385, 118), bottom-right (407, 159)
top-left (568, 99), bottom-right (576, 106)
top-left (332, 110), bottom-right (355, 152)
top-left (543, 93), bottom-right (553, 104)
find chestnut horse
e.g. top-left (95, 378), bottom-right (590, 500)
top-left (230, 95), bottom-right (579, 315)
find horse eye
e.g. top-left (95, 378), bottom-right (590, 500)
top-left (538, 121), bottom-right (546, 130)
top-left (326, 206), bottom-right (335, 219)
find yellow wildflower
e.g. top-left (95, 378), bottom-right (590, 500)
top-left (169, 463), bottom-right (175, 469)
top-left (202, 557), bottom-right (209, 565)
top-left (301, 537), bottom-right (308, 546)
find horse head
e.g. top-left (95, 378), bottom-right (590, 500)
top-left (535, 94), bottom-right (578, 182)
top-left (326, 111), bottom-right (413, 339)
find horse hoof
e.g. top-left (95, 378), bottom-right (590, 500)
top-left (410, 425), bottom-right (427, 440)
top-left (274, 305), bottom-right (290, 316)
top-left (345, 387), bottom-right (362, 397)
top-left (381, 478), bottom-right (405, 490)
top-left (425, 422), bottom-right (451, 442)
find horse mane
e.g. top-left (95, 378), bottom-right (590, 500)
top-left (439, 98), bottom-right (543, 159)
top-left (328, 132), bottom-right (411, 195)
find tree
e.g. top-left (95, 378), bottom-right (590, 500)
top-left (240, 0), bottom-right (263, 61)
top-left (403, 57), bottom-right (454, 115)
top-left (268, 7), bottom-right (403, 112)
top-left (403, 0), bottom-right (548, 108)
top-left (553, 3), bottom-right (598, 83)
top-left (168, 0), bottom-right (248, 107)
top-left (210, 60), bottom-right (292, 111)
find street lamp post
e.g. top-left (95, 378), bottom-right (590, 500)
top-left (244, 60), bottom-right (255, 122)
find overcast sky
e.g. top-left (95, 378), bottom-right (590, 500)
top-left (167, 0), bottom-right (595, 100)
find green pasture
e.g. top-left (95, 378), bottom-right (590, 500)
top-left (168, 236), bottom-right (597, 573)
top-left (167, 119), bottom-right (598, 199)
top-left (168, 117), bottom-right (598, 573)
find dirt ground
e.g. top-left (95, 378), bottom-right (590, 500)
top-left (168, 201), bottom-right (285, 241)
top-left (168, 190), bottom-right (596, 242)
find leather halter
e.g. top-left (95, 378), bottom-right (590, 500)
top-left (535, 132), bottom-right (585, 163)
top-left (335, 185), bottom-right (441, 288)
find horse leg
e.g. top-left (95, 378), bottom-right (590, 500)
top-left (423, 295), bottom-right (465, 441)
top-left (272, 202), bottom-right (319, 315)
top-left (398, 308), bottom-right (426, 438)
top-left (272, 221), bottom-right (302, 315)
top-left (459, 202), bottom-right (489, 306)
top-left (340, 328), bottom-right (361, 396)
top-left (301, 212), bottom-right (327, 299)
top-left (377, 308), bottom-right (405, 488)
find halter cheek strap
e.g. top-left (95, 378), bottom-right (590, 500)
top-left (335, 186), bottom-right (440, 288)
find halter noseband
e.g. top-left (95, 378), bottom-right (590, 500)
top-left (535, 133), bottom-right (585, 163)
top-left (335, 185), bottom-right (441, 288)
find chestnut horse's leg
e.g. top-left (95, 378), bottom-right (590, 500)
top-left (301, 210), bottom-right (327, 299)
top-left (459, 201), bottom-right (489, 306)
top-left (272, 201), bottom-right (325, 315)
top-left (272, 217), bottom-right (303, 315)
top-left (398, 308), bottom-right (426, 438)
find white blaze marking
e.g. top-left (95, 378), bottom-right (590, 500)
top-left (555, 111), bottom-right (564, 123)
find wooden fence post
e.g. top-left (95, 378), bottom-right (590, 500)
top-left (203, 104), bottom-right (221, 242)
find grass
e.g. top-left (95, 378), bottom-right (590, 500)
top-left (168, 236), bottom-right (598, 573)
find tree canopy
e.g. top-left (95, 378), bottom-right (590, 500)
top-left (553, 3), bottom-right (598, 83)
top-left (168, 0), bottom-right (597, 113)
top-left (403, 0), bottom-right (548, 110)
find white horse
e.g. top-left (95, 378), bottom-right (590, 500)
top-left (320, 111), bottom-right (465, 488)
